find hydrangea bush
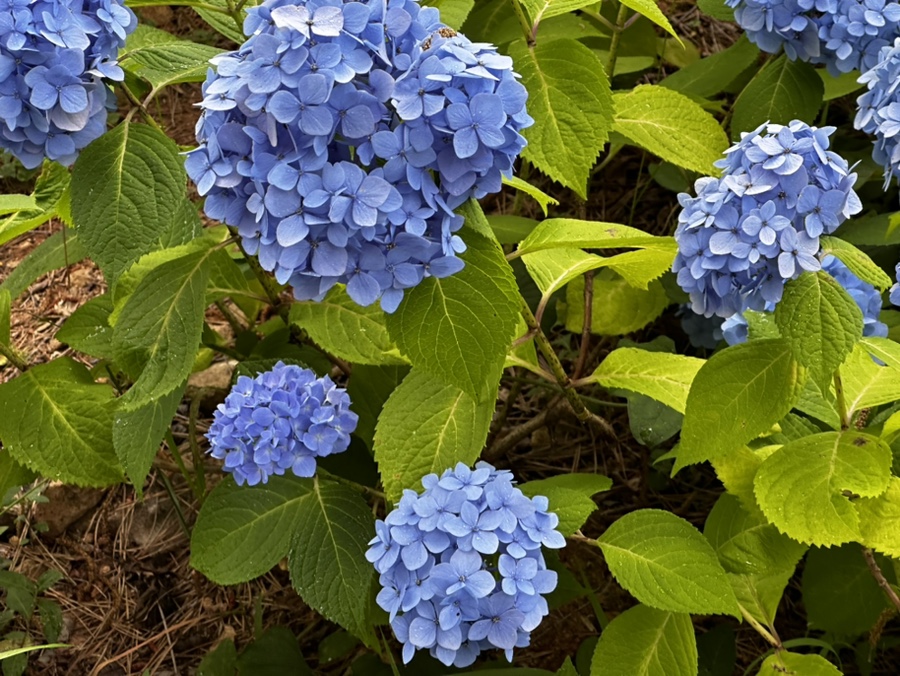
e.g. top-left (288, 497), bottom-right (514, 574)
top-left (2, 0), bottom-right (900, 673)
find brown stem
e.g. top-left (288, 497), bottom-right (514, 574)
top-left (863, 546), bottom-right (900, 614)
top-left (573, 269), bottom-right (594, 380)
top-left (484, 396), bottom-right (564, 461)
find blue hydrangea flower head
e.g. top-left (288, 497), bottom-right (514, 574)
top-left (0, 0), bottom-right (136, 167)
top-left (186, 0), bottom-right (532, 313)
top-left (367, 462), bottom-right (563, 668)
top-left (206, 361), bottom-right (358, 486)
top-left (856, 38), bottom-right (900, 188)
top-left (673, 120), bottom-right (861, 318)
top-left (727, 0), bottom-right (900, 74)
top-left (889, 261), bottom-right (900, 306)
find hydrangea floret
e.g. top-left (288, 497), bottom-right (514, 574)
top-left (205, 361), bottom-right (358, 486)
top-left (673, 120), bottom-right (861, 318)
top-left (856, 37), bottom-right (900, 188)
top-left (891, 262), bottom-right (900, 306)
top-left (185, 0), bottom-right (532, 312)
top-left (727, 0), bottom-right (900, 75)
top-left (367, 462), bottom-right (563, 668)
top-left (0, 0), bottom-right (136, 167)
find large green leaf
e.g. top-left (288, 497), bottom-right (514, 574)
top-left (71, 123), bottom-right (188, 282)
top-left (289, 286), bottom-right (407, 366)
top-left (590, 604), bottom-right (697, 676)
top-left (289, 479), bottom-right (376, 645)
top-left (191, 474), bottom-right (313, 584)
top-left (0, 195), bottom-right (35, 216)
top-left (597, 509), bottom-right (740, 617)
top-left (518, 0), bottom-right (598, 21)
top-left (519, 474), bottom-right (612, 535)
top-left (0, 450), bottom-right (36, 500)
top-left (588, 348), bottom-right (704, 413)
top-left (819, 236), bottom-right (893, 290)
top-left (515, 219), bottom-right (675, 257)
top-left (121, 40), bottom-right (223, 89)
top-left (236, 627), bottom-right (312, 676)
top-left (508, 38), bottom-right (614, 198)
top-left (612, 85), bottom-right (729, 175)
top-left (754, 431), bottom-right (892, 546)
top-left (756, 652), bottom-right (840, 676)
top-left (386, 229), bottom-right (519, 399)
top-left (840, 343), bottom-right (900, 414)
top-left (618, 0), bottom-right (679, 39)
top-left (857, 477), bottom-right (900, 557)
top-left (676, 339), bottom-right (804, 470)
top-left (730, 56), bottom-right (823, 141)
top-left (0, 162), bottom-right (70, 246)
top-left (859, 336), bottom-right (900, 370)
top-left (373, 368), bottom-right (493, 502)
top-left (56, 295), bottom-right (114, 359)
top-left (0, 358), bottom-right (122, 486)
top-left (775, 271), bottom-right (863, 385)
top-left (422, 0), bottom-right (474, 28)
top-left (660, 35), bottom-right (759, 98)
top-left (564, 271), bottom-right (669, 336)
top-left (0, 230), bottom-right (87, 300)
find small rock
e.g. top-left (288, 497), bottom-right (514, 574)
top-left (34, 483), bottom-right (105, 538)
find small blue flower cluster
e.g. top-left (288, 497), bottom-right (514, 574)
top-left (0, 0), bottom-right (136, 168)
top-left (727, 0), bottom-right (900, 75)
top-left (367, 462), bottom-right (563, 668)
top-left (206, 361), bottom-right (358, 486)
top-left (856, 38), bottom-right (900, 188)
top-left (890, 262), bottom-right (899, 306)
top-left (673, 121), bottom-right (861, 318)
top-left (679, 305), bottom-right (725, 349)
top-left (186, 0), bottom-right (531, 312)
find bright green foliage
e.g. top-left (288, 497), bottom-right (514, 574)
top-left (660, 35), bottom-right (758, 98)
top-left (756, 652), bottom-right (841, 675)
top-left (557, 658), bottom-right (578, 676)
top-left (589, 347), bottom-right (704, 413)
top-left (794, 377), bottom-right (841, 429)
top-left (289, 479), bottom-right (377, 646)
top-left (618, 0), bottom-right (679, 39)
top-left (290, 287), bottom-right (407, 366)
top-left (590, 604), bottom-right (697, 676)
top-left (0, 358), bottom-right (122, 486)
top-left (775, 272), bottom-right (863, 385)
top-left (821, 70), bottom-right (864, 100)
top-left (0, 451), bottom-right (35, 499)
top-left (501, 176), bottom-right (559, 215)
top-left (841, 344), bottom-right (900, 414)
top-left (71, 123), bottom-right (188, 283)
top-left (677, 339), bottom-right (805, 469)
top-left (802, 544), bottom-right (890, 635)
top-left (192, 475), bottom-right (314, 583)
top-left (704, 494), bottom-right (805, 626)
top-left (730, 56), bottom-right (824, 141)
top-left (374, 368), bottom-right (493, 502)
top-left (386, 231), bottom-right (519, 399)
top-left (518, 0), bottom-right (601, 23)
top-left (857, 477), bottom-right (900, 557)
top-left (860, 336), bottom-right (900, 369)
top-left (564, 272), bottom-right (669, 336)
top-left (56, 296), bottom-right (114, 359)
top-left (754, 431), bottom-right (892, 546)
top-left (422, 0), bottom-right (474, 27)
top-left (819, 236), bottom-right (893, 290)
top-left (515, 219), bottom-right (675, 257)
top-left (597, 509), bottom-right (740, 617)
top-left (236, 627), bottom-right (313, 676)
top-left (121, 40), bottom-right (223, 89)
top-left (711, 446), bottom-right (774, 518)
top-left (0, 195), bottom-right (35, 216)
top-left (0, 230), bottom-right (87, 300)
top-left (519, 474), bottom-right (612, 535)
top-left (490, 214), bottom-right (540, 245)
top-left (612, 85), bottom-right (729, 175)
top-left (508, 38), bottom-right (614, 198)
top-left (0, 162), bottom-right (70, 246)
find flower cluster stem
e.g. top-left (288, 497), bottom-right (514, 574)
top-left (509, 0), bottom-right (537, 46)
top-left (0, 342), bottom-right (29, 372)
top-left (863, 546), bottom-right (900, 614)
top-left (606, 3), bottom-right (631, 77)
top-left (834, 370), bottom-right (850, 429)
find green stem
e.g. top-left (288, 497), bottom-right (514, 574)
top-left (580, 7), bottom-right (617, 31)
top-left (834, 371), bottom-right (850, 429)
top-left (165, 429), bottom-right (203, 502)
top-left (188, 395), bottom-right (208, 499)
top-left (739, 603), bottom-right (782, 649)
top-left (0, 342), bottom-right (28, 372)
top-left (158, 471), bottom-right (191, 539)
top-left (508, 0), bottom-right (536, 46)
top-left (606, 3), bottom-right (631, 77)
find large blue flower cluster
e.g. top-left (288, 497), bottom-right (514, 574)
top-left (185, 0), bottom-right (531, 312)
top-left (856, 38), bottom-right (900, 188)
top-left (206, 361), bottom-right (358, 486)
top-left (0, 0), bottom-right (135, 168)
top-left (726, 0), bottom-right (900, 75)
top-left (673, 120), bottom-right (861, 318)
top-left (366, 462), bottom-right (563, 668)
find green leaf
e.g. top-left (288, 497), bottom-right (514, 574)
top-left (501, 175), bottom-right (559, 216)
top-left (820, 69), bottom-right (863, 101)
top-left (346, 365), bottom-right (408, 450)
top-left (697, 0), bottom-right (734, 20)
top-left (0, 450), bottom-right (36, 500)
top-left (618, 0), bottom-right (679, 39)
top-left (564, 271), bottom-right (669, 336)
top-left (189, 0), bottom-right (251, 42)
top-left (590, 604), bottom-right (697, 676)
top-left (197, 639), bottom-right (237, 676)
top-left (191, 475), bottom-right (313, 584)
top-left (756, 652), bottom-right (841, 676)
top-left (0, 195), bottom-right (35, 216)
top-left (754, 431), bottom-right (892, 546)
top-left (518, 0), bottom-right (602, 22)
top-left (0, 290), bottom-right (8, 347)
top-left (237, 627), bottom-right (311, 676)
top-left (121, 40), bottom-right (223, 89)
top-left (0, 230), bottom-right (87, 300)
top-left (860, 336), bottom-right (900, 369)
top-left (0, 162), bottom-right (70, 246)
top-left (289, 479), bottom-right (376, 645)
top-left (71, 123), bottom-right (188, 283)
top-left (508, 38), bottom-right (614, 198)
top-left (597, 509), bottom-right (740, 617)
top-left (775, 271), bottom-right (863, 384)
top-left (0, 358), bottom-right (122, 486)
top-left (515, 219), bottom-right (675, 257)
top-left (802, 544), bottom-right (890, 636)
top-left (56, 295), bottom-right (114, 359)
top-left (489, 216), bottom-right (539, 244)
top-left (421, 0), bottom-right (474, 28)
top-left (36, 599), bottom-right (62, 643)
top-left (612, 85), bottom-right (729, 175)
top-left (557, 657), bottom-right (578, 676)
top-left (589, 347), bottom-right (704, 413)
top-left (660, 35), bottom-right (759, 99)
top-left (819, 236), bottom-right (893, 290)
top-left (676, 339), bottom-right (805, 470)
top-left (519, 474), bottom-right (612, 535)
top-left (373, 368), bottom-right (493, 502)
top-left (730, 56), bottom-right (824, 141)
top-left (837, 211), bottom-right (900, 247)
top-left (386, 230), bottom-right (519, 399)
top-left (794, 376), bottom-right (840, 429)
top-left (289, 287), bottom-right (407, 366)
top-left (856, 476), bottom-right (900, 557)
top-left (840, 343), bottom-right (900, 414)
